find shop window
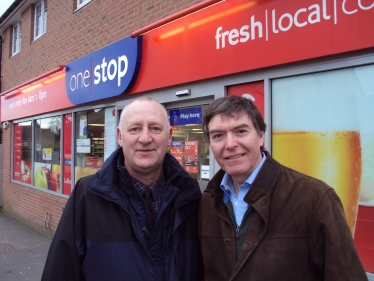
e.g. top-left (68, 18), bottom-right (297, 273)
top-left (34, 0), bottom-right (47, 40)
top-left (272, 65), bottom-right (374, 271)
top-left (75, 107), bottom-right (117, 183)
top-left (168, 106), bottom-right (210, 184)
top-left (33, 116), bottom-right (61, 192)
top-left (12, 22), bottom-right (21, 56)
top-left (13, 121), bottom-right (32, 184)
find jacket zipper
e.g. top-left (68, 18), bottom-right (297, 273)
top-left (227, 205), bottom-right (252, 240)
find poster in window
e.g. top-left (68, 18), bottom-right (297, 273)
top-left (42, 148), bottom-right (52, 160)
top-left (271, 63), bottom-right (374, 262)
top-left (79, 115), bottom-right (87, 138)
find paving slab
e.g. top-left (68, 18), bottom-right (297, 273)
top-left (0, 211), bottom-right (52, 281)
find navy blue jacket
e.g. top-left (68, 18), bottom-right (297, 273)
top-left (42, 148), bottom-right (203, 281)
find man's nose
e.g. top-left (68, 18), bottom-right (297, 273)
top-left (139, 129), bottom-right (152, 143)
top-left (225, 134), bottom-right (238, 149)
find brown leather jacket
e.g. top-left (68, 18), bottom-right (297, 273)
top-left (198, 151), bottom-right (367, 281)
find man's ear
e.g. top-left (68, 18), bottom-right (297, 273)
top-left (168, 127), bottom-right (172, 146)
top-left (117, 127), bottom-right (122, 147)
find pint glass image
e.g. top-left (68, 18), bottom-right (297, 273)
top-left (271, 69), bottom-right (368, 235)
top-left (273, 131), bottom-right (361, 232)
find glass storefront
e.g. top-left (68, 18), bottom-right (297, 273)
top-left (33, 116), bottom-right (61, 192)
top-left (74, 107), bottom-right (117, 183)
top-left (272, 64), bottom-right (374, 234)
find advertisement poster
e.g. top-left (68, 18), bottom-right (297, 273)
top-left (13, 123), bottom-right (32, 184)
top-left (169, 141), bottom-right (199, 174)
top-left (170, 141), bottom-right (183, 166)
top-left (79, 115), bottom-right (87, 138)
top-left (184, 141), bottom-right (199, 174)
top-left (63, 114), bottom-right (72, 195)
top-left (33, 162), bottom-right (60, 193)
top-left (42, 148), bottom-right (52, 160)
top-left (272, 65), bottom-right (374, 270)
top-left (104, 107), bottom-right (117, 161)
top-left (86, 156), bottom-right (103, 169)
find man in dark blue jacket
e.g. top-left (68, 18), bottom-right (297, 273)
top-left (42, 97), bottom-right (203, 281)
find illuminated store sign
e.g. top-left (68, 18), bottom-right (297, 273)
top-left (66, 36), bottom-right (142, 104)
top-left (170, 107), bottom-right (202, 126)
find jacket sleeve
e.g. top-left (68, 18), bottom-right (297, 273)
top-left (41, 184), bottom-right (85, 281)
top-left (312, 189), bottom-right (368, 281)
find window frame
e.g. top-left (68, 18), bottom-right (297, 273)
top-left (12, 22), bottom-right (21, 56)
top-left (77, 0), bottom-right (92, 9)
top-left (34, 0), bottom-right (47, 40)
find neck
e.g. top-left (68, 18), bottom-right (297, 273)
top-left (232, 179), bottom-right (242, 196)
top-left (125, 164), bottom-right (162, 186)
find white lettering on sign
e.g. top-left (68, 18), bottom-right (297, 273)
top-left (215, 0), bottom-right (373, 49)
top-left (69, 56), bottom-right (128, 92)
top-left (178, 113), bottom-right (200, 119)
top-left (93, 56), bottom-right (128, 87)
top-left (70, 70), bottom-right (90, 91)
top-left (7, 90), bottom-right (48, 111)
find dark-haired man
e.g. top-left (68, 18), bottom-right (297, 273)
top-left (199, 95), bottom-right (367, 281)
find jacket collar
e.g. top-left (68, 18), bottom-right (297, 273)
top-left (89, 147), bottom-right (200, 208)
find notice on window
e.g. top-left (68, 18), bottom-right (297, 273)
top-left (42, 148), bottom-right (52, 160)
top-left (170, 141), bottom-right (183, 166)
top-left (201, 165), bottom-right (210, 179)
top-left (77, 138), bottom-right (91, 153)
top-left (79, 115), bottom-right (87, 138)
top-left (104, 107), bottom-right (117, 161)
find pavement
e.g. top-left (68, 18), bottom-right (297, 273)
top-left (0, 211), bottom-right (52, 281)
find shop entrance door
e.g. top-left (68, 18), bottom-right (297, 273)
top-left (167, 104), bottom-right (210, 191)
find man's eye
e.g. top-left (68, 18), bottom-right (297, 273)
top-left (211, 133), bottom-right (223, 140)
top-left (237, 130), bottom-right (246, 134)
top-left (129, 127), bottom-right (139, 132)
top-left (150, 126), bottom-right (161, 132)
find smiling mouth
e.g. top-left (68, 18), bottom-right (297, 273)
top-left (226, 154), bottom-right (244, 160)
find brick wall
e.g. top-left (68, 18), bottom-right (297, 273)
top-left (1, 0), bottom-right (204, 235)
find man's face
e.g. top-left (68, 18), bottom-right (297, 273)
top-left (117, 100), bottom-right (171, 179)
top-left (208, 113), bottom-right (264, 184)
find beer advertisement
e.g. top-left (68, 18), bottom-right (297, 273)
top-left (272, 64), bottom-right (374, 235)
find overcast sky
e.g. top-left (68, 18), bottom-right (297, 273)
top-left (0, 0), bottom-right (15, 17)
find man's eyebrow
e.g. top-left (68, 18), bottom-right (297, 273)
top-left (209, 128), bottom-right (223, 135)
top-left (209, 123), bottom-right (250, 134)
top-left (232, 123), bottom-right (250, 130)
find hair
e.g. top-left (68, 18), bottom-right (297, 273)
top-left (118, 96), bottom-right (170, 132)
top-left (203, 95), bottom-right (266, 142)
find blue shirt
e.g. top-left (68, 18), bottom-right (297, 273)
top-left (220, 153), bottom-right (266, 226)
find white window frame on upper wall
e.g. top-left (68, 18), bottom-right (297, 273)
top-left (77, 0), bottom-right (92, 9)
top-left (12, 22), bottom-right (21, 56)
top-left (34, 0), bottom-right (47, 40)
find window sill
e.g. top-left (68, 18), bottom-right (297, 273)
top-left (10, 51), bottom-right (20, 58)
top-left (32, 32), bottom-right (46, 43)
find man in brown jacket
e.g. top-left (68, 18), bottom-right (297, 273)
top-left (199, 95), bottom-right (367, 281)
